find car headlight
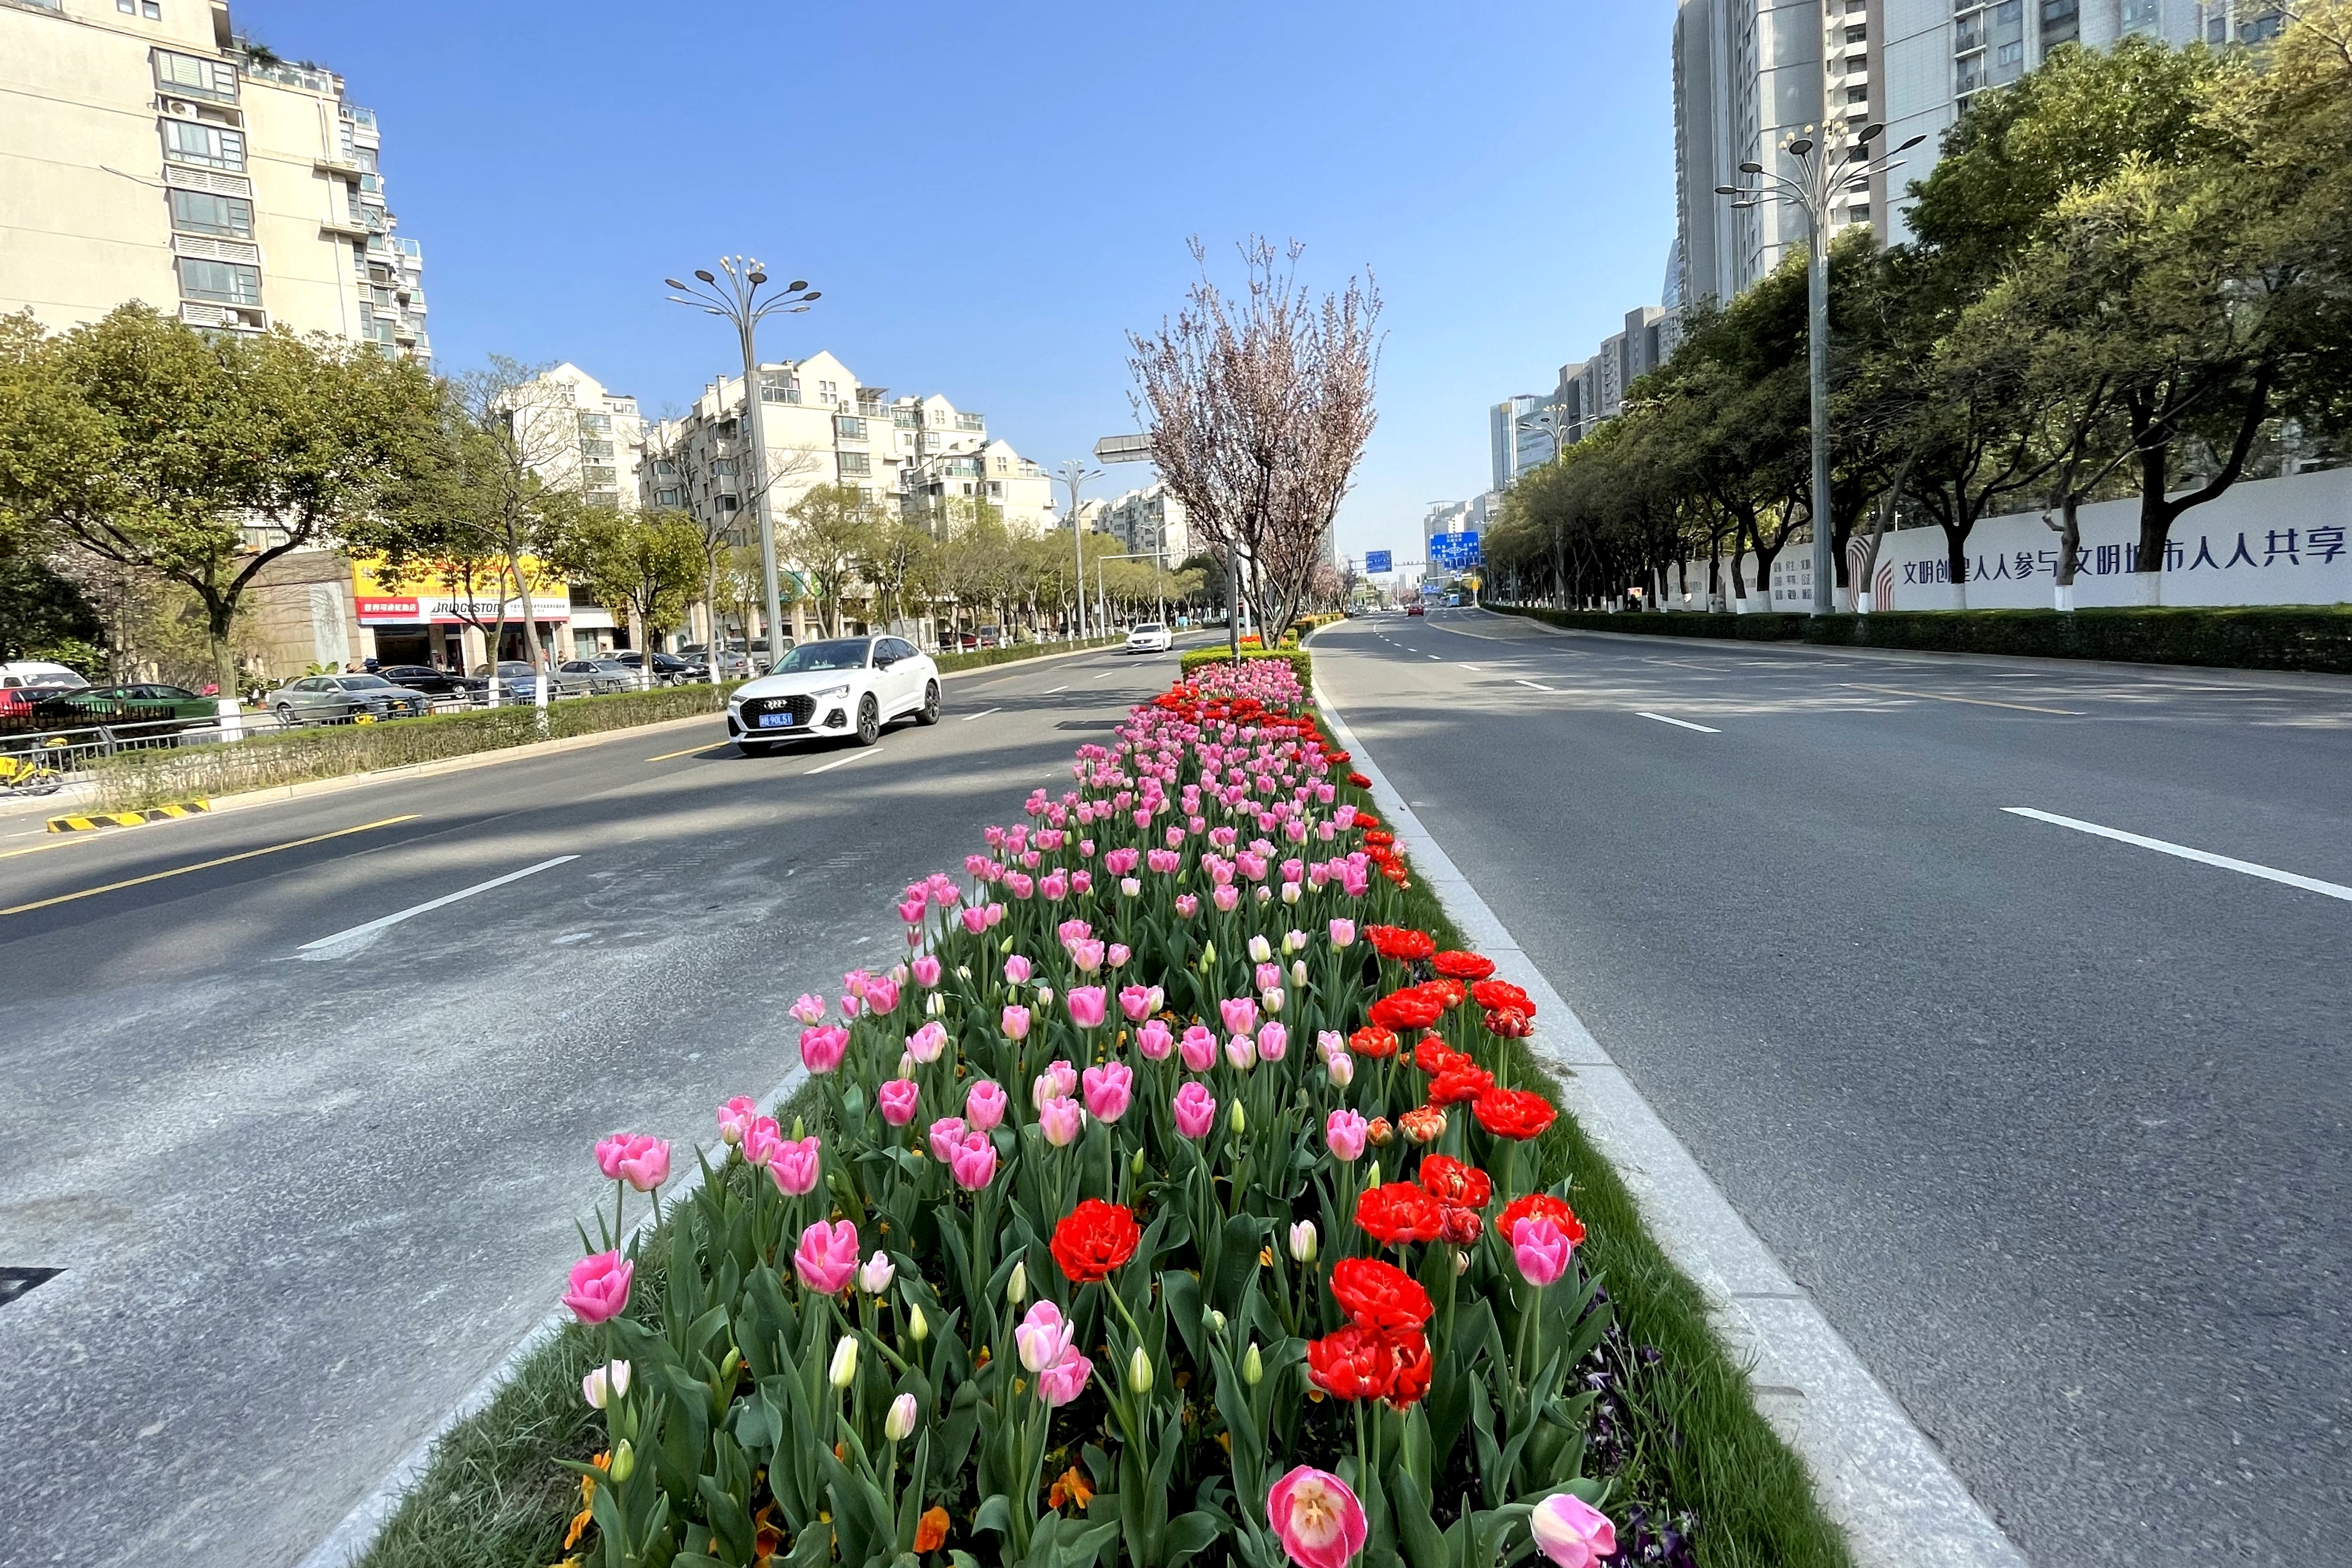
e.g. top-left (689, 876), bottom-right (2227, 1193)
top-left (811, 683), bottom-right (850, 699)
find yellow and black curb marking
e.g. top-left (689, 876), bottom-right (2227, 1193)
top-left (46, 799), bottom-right (212, 834)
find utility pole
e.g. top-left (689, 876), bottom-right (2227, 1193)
top-left (1058, 460), bottom-right (1100, 642)
top-left (665, 260), bottom-right (820, 670)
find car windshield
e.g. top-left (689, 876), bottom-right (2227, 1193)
top-left (335, 675), bottom-right (395, 691)
top-left (777, 639), bottom-right (872, 673)
top-left (592, 661), bottom-right (631, 671)
top-left (1133, 624), bottom-right (1162, 634)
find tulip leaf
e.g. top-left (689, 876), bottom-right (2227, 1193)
top-left (1387, 1469), bottom-right (1449, 1568)
top-left (975, 1493), bottom-right (1014, 1537)
top-left (1163, 1509), bottom-right (1226, 1568)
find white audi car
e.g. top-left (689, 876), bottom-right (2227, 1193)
top-left (726, 635), bottom-right (940, 755)
top-left (1124, 622), bottom-right (1174, 654)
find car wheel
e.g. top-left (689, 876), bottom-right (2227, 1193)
top-left (915, 681), bottom-right (941, 726)
top-left (854, 693), bottom-right (881, 747)
top-left (274, 703), bottom-right (299, 728)
top-left (738, 739), bottom-right (775, 757)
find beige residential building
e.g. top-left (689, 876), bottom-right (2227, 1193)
top-left (1, 0), bottom-right (429, 354)
top-left (1097, 483), bottom-right (1194, 566)
top-left (651, 351), bottom-right (1053, 546)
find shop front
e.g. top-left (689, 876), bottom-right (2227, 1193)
top-left (352, 561), bottom-right (575, 672)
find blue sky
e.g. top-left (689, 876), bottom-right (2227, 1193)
top-left (239, 1), bottom-right (1679, 564)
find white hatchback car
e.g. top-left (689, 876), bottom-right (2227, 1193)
top-left (1124, 623), bottom-right (1174, 654)
top-left (726, 635), bottom-right (939, 755)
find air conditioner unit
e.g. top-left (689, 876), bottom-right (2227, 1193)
top-left (165, 99), bottom-right (198, 117)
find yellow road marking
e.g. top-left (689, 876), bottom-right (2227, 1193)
top-left (0, 815), bottom-right (421, 917)
top-left (1842, 683), bottom-right (2081, 716)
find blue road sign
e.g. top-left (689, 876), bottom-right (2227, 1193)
top-left (1430, 532), bottom-right (1482, 569)
top-left (1365, 549), bottom-right (1392, 573)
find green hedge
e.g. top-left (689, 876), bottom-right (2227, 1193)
top-left (1178, 645), bottom-right (1314, 691)
top-left (91, 683), bottom-right (747, 811)
top-left (1488, 602), bottom-right (2352, 673)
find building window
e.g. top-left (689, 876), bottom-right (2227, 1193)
top-left (177, 256), bottom-right (261, 306)
top-left (759, 371), bottom-right (799, 403)
top-left (656, 487), bottom-right (681, 506)
top-left (839, 451), bottom-right (871, 476)
top-left (2120, 0), bottom-right (2159, 26)
top-left (2039, 0), bottom-right (2078, 45)
top-left (720, 494), bottom-right (739, 511)
top-left (155, 50), bottom-right (238, 101)
top-left (167, 188), bottom-right (252, 238)
top-left (578, 412), bottom-right (611, 433)
top-left (163, 119), bottom-right (244, 171)
top-left (1847, 83), bottom-right (1871, 102)
top-left (1846, 23), bottom-right (1867, 41)
top-left (1995, 39), bottom-right (2024, 64)
top-left (712, 458), bottom-right (737, 476)
top-left (581, 440), bottom-right (615, 459)
top-left (834, 414), bottom-right (866, 439)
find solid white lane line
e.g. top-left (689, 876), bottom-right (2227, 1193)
top-left (2003, 807), bottom-right (2352, 902)
top-left (805, 751), bottom-right (873, 775)
top-left (1426, 654), bottom-right (1442, 661)
top-left (1636, 712), bottom-right (1720, 733)
top-left (1044, 685), bottom-right (1069, 694)
top-left (298, 855), bottom-right (578, 952)
top-left (959, 707), bottom-right (1001, 722)
top-left (1514, 678), bottom-right (1558, 693)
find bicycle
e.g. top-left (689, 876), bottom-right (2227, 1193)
top-left (0, 739), bottom-right (68, 796)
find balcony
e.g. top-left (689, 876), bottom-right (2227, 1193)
top-left (173, 233), bottom-right (261, 265)
top-left (313, 153), bottom-right (367, 178)
top-left (180, 300), bottom-right (264, 332)
top-left (955, 413), bottom-right (985, 432)
top-left (319, 213), bottom-right (371, 239)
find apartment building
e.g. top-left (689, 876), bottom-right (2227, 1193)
top-left (1675, 0), bottom-right (2273, 305)
top-left (515, 363), bottom-right (643, 512)
top-left (1489, 395), bottom-right (1554, 491)
top-left (0, 0), bottom-right (428, 355)
top-left (1096, 483), bottom-right (1195, 566)
top-left (650, 352), bottom-right (1053, 548)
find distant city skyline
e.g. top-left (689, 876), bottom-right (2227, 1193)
top-left (228, 0), bottom-right (1677, 569)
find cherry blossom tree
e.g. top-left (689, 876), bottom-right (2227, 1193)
top-left (1128, 238), bottom-right (1380, 648)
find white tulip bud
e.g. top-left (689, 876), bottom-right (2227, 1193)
top-left (1128, 1346), bottom-right (1154, 1392)
top-left (860, 1251), bottom-right (896, 1295)
top-left (1289, 1221), bottom-right (1318, 1265)
top-left (885, 1391), bottom-right (919, 1442)
top-left (1229, 1100), bottom-right (1246, 1135)
top-left (1007, 1260), bottom-right (1028, 1305)
top-left (908, 1302), bottom-right (930, 1343)
top-left (1248, 934), bottom-right (1272, 964)
top-left (581, 1359), bottom-right (631, 1410)
top-left (1243, 1342), bottom-right (1263, 1385)
top-left (829, 1334), bottom-right (859, 1389)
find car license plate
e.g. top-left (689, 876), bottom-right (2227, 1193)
top-left (758, 712), bottom-right (794, 728)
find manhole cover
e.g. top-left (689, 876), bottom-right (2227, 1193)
top-left (0, 1267), bottom-right (61, 1307)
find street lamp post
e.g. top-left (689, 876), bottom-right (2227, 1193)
top-left (664, 260), bottom-right (820, 671)
top-left (1717, 124), bottom-right (1920, 613)
top-left (1057, 460), bottom-right (1100, 643)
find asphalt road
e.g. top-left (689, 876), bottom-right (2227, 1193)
top-left (0, 642), bottom-right (1197, 1568)
top-left (1318, 608), bottom-right (2352, 1568)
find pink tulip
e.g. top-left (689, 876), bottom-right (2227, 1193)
top-left (1512, 1217), bottom-right (1575, 1288)
top-left (595, 1133), bottom-right (670, 1192)
top-left (742, 1116), bottom-right (783, 1170)
top-left (1039, 1094), bottom-right (1086, 1147)
top-left (1006, 953), bottom-right (1033, 985)
top-left (1002, 1004), bottom-right (1032, 1041)
top-left (1212, 885), bottom-right (1240, 912)
top-left (1224, 1033), bottom-right (1256, 1072)
top-left (1118, 985), bottom-right (1155, 1022)
top-left (912, 953), bottom-right (942, 988)
top-left (715, 1095), bottom-right (758, 1146)
top-left (928, 1116), bottom-right (970, 1162)
top-left (799, 1025), bottom-right (850, 1074)
top-left (877, 1078), bottom-right (920, 1127)
top-left (564, 1251), bottom-right (634, 1324)
top-left (1069, 870), bottom-right (1093, 895)
top-left (770, 1135), bottom-right (822, 1195)
top-left (1057, 918), bottom-right (1092, 945)
top-left (1219, 996), bottom-right (1259, 1038)
top-left (1316, 1030), bottom-right (1346, 1063)
top-left (1040, 869), bottom-right (1069, 901)
top-left (907, 1020), bottom-right (949, 1064)
top-left (1256, 1022), bottom-right (1288, 1063)
top-left (1179, 1024), bottom-right (1218, 1072)
top-left (1176, 893), bottom-right (1200, 918)
top-left (838, 993), bottom-right (861, 1020)
top-left (1015, 1299), bottom-right (1075, 1372)
top-left (966, 1079), bottom-right (1007, 1131)
top-left (1255, 961), bottom-right (1282, 993)
top-left (789, 993), bottom-right (827, 1025)
top-left (1528, 1494), bottom-right (1616, 1568)
top-left (960, 906), bottom-right (990, 934)
top-left (950, 1131), bottom-right (998, 1190)
top-left (1267, 1465), bottom-right (1367, 1568)
top-left (1326, 1052), bottom-right (1355, 1089)
top-left (865, 977), bottom-right (901, 1015)
top-left (1137, 1019), bottom-right (1175, 1061)
top-left (1106, 942), bottom-right (1128, 968)
top-left (1068, 938), bottom-right (1104, 973)
top-left (1038, 1058), bottom-right (1077, 1101)
top-left (1067, 986), bottom-right (1108, 1030)
top-left (1082, 1062), bottom-right (1133, 1123)
top-left (794, 1218), bottom-right (860, 1294)
top-left (1173, 1082), bottom-right (1217, 1139)
top-left (1036, 1346), bottom-right (1093, 1408)
top-left (1325, 1109), bottom-right (1367, 1162)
